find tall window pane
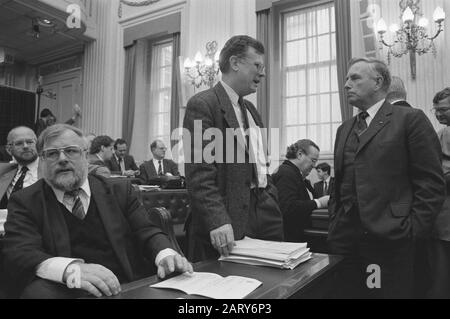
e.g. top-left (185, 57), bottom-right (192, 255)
top-left (282, 2), bottom-right (341, 154)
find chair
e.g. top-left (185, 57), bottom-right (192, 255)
top-left (147, 207), bottom-right (184, 257)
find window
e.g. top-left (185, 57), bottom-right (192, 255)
top-left (148, 40), bottom-right (173, 145)
top-left (281, 2), bottom-right (341, 154)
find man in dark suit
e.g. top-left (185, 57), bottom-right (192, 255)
top-left (2, 124), bottom-right (192, 298)
top-left (328, 57), bottom-right (445, 299)
top-left (273, 140), bottom-right (329, 242)
top-left (313, 162), bottom-right (334, 198)
top-left (138, 140), bottom-right (179, 184)
top-left (386, 76), bottom-right (412, 108)
top-left (105, 138), bottom-right (139, 177)
top-left (429, 87), bottom-right (450, 298)
top-left (0, 127), bottom-right (39, 209)
top-left (183, 35), bottom-right (283, 262)
top-left (87, 135), bottom-right (114, 178)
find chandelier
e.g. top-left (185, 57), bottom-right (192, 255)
top-left (376, 0), bottom-right (445, 79)
top-left (183, 41), bottom-right (220, 89)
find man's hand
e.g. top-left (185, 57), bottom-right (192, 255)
top-left (318, 195), bottom-right (330, 208)
top-left (157, 254), bottom-right (193, 279)
top-left (123, 170), bottom-right (135, 177)
top-left (210, 224), bottom-right (235, 256)
top-left (63, 263), bottom-right (121, 298)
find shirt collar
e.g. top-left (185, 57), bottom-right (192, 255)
top-left (95, 153), bottom-right (104, 162)
top-left (220, 80), bottom-right (240, 106)
top-left (50, 178), bottom-right (91, 203)
top-left (17, 158), bottom-right (39, 173)
top-left (363, 98), bottom-right (385, 119)
top-left (325, 176), bottom-right (331, 184)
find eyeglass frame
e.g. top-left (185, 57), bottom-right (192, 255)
top-left (431, 106), bottom-right (450, 114)
top-left (8, 139), bottom-right (37, 148)
top-left (237, 56), bottom-right (266, 73)
top-left (298, 150), bottom-right (319, 164)
top-left (40, 145), bottom-right (87, 161)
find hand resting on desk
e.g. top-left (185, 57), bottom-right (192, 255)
top-left (157, 254), bottom-right (193, 279)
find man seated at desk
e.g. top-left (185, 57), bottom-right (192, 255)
top-left (272, 140), bottom-right (330, 242)
top-left (139, 140), bottom-right (179, 184)
top-left (2, 124), bottom-right (192, 299)
top-left (87, 135), bottom-right (114, 178)
top-left (106, 138), bottom-right (139, 177)
top-left (1, 126), bottom-right (39, 209)
top-left (313, 163), bottom-right (334, 198)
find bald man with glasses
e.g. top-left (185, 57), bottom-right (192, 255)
top-left (2, 124), bottom-right (192, 298)
top-left (0, 126), bottom-right (39, 209)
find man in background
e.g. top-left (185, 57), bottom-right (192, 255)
top-left (138, 140), bottom-right (179, 184)
top-left (272, 140), bottom-right (329, 242)
top-left (35, 105), bottom-right (82, 136)
top-left (0, 127), bottom-right (39, 209)
top-left (386, 76), bottom-right (412, 108)
top-left (314, 162), bottom-right (334, 198)
top-left (106, 138), bottom-right (139, 177)
top-left (87, 135), bottom-right (114, 178)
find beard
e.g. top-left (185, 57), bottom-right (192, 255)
top-left (44, 163), bottom-right (88, 192)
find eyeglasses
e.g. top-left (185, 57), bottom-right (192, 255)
top-left (299, 152), bottom-right (318, 164)
top-left (8, 139), bottom-right (36, 148)
top-left (41, 146), bottom-right (86, 161)
top-left (239, 57), bottom-right (265, 73)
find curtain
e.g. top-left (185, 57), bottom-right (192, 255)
top-left (256, 9), bottom-right (271, 128)
top-left (335, 0), bottom-right (352, 121)
top-left (122, 42), bottom-right (137, 146)
top-left (170, 33), bottom-right (181, 148)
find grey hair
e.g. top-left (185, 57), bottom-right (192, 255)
top-left (349, 57), bottom-right (392, 91)
top-left (387, 76), bottom-right (407, 101)
top-left (36, 124), bottom-right (86, 154)
top-left (286, 139), bottom-right (320, 160)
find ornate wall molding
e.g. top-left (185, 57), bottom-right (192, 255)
top-left (118, 0), bottom-right (161, 18)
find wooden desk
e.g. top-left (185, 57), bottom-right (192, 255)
top-left (102, 253), bottom-right (342, 299)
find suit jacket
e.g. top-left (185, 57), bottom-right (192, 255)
top-left (183, 82), bottom-right (280, 248)
top-left (314, 177), bottom-right (335, 198)
top-left (106, 155), bottom-right (138, 175)
top-left (2, 175), bottom-right (172, 296)
top-left (272, 160), bottom-right (318, 242)
top-left (0, 163), bottom-right (18, 201)
top-left (87, 154), bottom-right (111, 178)
top-left (138, 159), bottom-right (179, 184)
top-left (392, 100), bottom-right (412, 108)
top-left (329, 102), bottom-right (445, 240)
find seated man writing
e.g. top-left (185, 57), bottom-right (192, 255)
top-left (2, 124), bottom-right (192, 299)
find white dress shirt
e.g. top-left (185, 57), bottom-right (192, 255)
top-left (152, 158), bottom-right (164, 175)
top-left (36, 179), bottom-right (177, 285)
top-left (360, 99), bottom-right (385, 127)
top-left (114, 154), bottom-right (126, 173)
top-left (221, 80), bottom-right (268, 188)
top-left (6, 158), bottom-right (39, 198)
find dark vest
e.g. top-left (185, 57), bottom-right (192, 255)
top-left (339, 122), bottom-right (360, 212)
top-left (60, 198), bottom-right (127, 282)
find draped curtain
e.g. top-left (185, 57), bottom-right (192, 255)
top-left (334, 0), bottom-right (352, 120)
top-left (122, 42), bottom-right (137, 145)
top-left (256, 9), bottom-right (271, 128)
top-left (170, 32), bottom-right (181, 148)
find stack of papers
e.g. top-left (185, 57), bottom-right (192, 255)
top-left (138, 185), bottom-right (160, 191)
top-left (219, 237), bottom-right (312, 270)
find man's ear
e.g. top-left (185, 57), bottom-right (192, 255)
top-left (229, 55), bottom-right (240, 72)
top-left (6, 144), bottom-right (12, 156)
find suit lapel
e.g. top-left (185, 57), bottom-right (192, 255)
top-left (89, 177), bottom-right (133, 279)
top-left (148, 160), bottom-right (157, 177)
top-left (215, 82), bottom-right (247, 153)
top-left (0, 166), bottom-right (17, 198)
top-left (356, 102), bottom-right (392, 155)
top-left (335, 118), bottom-right (357, 173)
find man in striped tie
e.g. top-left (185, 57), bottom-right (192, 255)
top-left (2, 124), bottom-right (192, 298)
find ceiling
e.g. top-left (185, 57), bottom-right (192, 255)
top-left (0, 0), bottom-right (88, 65)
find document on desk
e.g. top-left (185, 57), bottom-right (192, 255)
top-left (150, 272), bottom-right (262, 299)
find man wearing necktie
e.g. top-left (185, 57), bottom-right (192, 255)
top-left (328, 57), bottom-right (445, 298)
top-left (0, 127), bottom-right (39, 209)
top-left (183, 35), bottom-right (283, 262)
top-left (138, 140), bottom-right (179, 184)
top-left (313, 163), bottom-right (334, 198)
top-left (3, 124), bottom-right (192, 298)
top-left (105, 139), bottom-right (139, 177)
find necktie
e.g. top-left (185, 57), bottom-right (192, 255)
top-left (11, 166), bottom-right (29, 194)
top-left (324, 181), bottom-right (328, 195)
top-left (158, 160), bottom-right (163, 175)
top-left (65, 190), bottom-right (85, 220)
top-left (356, 111), bottom-right (369, 136)
top-left (118, 157), bottom-right (125, 173)
top-left (238, 97), bottom-right (249, 131)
